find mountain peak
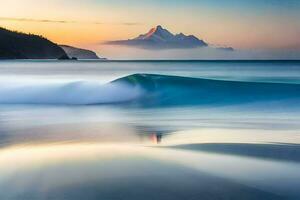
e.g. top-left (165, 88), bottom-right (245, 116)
top-left (106, 25), bottom-right (210, 49)
top-left (136, 25), bottom-right (174, 41)
top-left (156, 25), bottom-right (163, 30)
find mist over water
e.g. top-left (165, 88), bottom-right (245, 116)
top-left (0, 60), bottom-right (300, 199)
top-left (0, 80), bottom-right (143, 104)
top-left (98, 45), bottom-right (300, 60)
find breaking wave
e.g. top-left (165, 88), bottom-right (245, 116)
top-left (0, 74), bottom-right (300, 107)
top-left (0, 80), bottom-right (143, 105)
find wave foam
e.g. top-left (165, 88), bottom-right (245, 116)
top-left (1, 74), bottom-right (300, 107)
top-left (0, 80), bottom-right (143, 105)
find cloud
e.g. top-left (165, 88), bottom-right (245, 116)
top-left (120, 22), bottom-right (143, 26)
top-left (0, 17), bottom-right (74, 24)
top-left (0, 17), bottom-right (142, 26)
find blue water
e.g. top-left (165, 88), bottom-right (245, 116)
top-left (0, 60), bottom-right (300, 200)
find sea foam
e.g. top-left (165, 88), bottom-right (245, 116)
top-left (0, 80), bottom-right (143, 105)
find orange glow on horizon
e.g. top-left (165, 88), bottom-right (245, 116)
top-left (1, 0), bottom-right (300, 55)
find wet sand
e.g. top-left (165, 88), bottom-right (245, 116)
top-left (168, 143), bottom-right (300, 162)
top-left (0, 143), bottom-right (285, 200)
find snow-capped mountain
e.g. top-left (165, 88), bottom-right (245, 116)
top-left (135, 25), bottom-right (175, 41)
top-left (106, 25), bottom-right (208, 49)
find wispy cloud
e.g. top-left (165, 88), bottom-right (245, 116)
top-left (0, 17), bottom-right (75, 24)
top-left (120, 22), bottom-right (143, 26)
top-left (0, 17), bottom-right (142, 26)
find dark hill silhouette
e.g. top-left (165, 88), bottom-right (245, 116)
top-left (0, 27), bottom-right (68, 59)
top-left (60, 45), bottom-right (101, 59)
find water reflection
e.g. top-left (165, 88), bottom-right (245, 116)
top-left (149, 133), bottom-right (162, 144)
top-left (0, 142), bottom-right (300, 199)
top-left (1, 105), bottom-right (300, 199)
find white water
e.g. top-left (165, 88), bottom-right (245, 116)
top-left (0, 80), bottom-right (142, 105)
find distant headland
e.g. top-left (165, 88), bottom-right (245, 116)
top-left (0, 27), bottom-right (101, 60)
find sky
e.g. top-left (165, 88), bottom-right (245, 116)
top-left (0, 0), bottom-right (300, 59)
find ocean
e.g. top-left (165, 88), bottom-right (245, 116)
top-left (0, 60), bottom-right (300, 200)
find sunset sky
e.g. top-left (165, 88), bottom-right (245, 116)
top-left (1, 0), bottom-right (300, 59)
